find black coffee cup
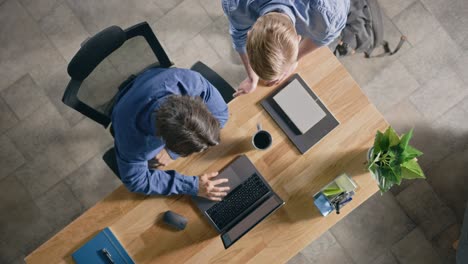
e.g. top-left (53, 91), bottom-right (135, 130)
top-left (252, 124), bottom-right (272, 150)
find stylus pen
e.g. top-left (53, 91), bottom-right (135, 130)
top-left (101, 248), bottom-right (115, 264)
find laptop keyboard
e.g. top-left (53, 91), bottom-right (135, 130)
top-left (207, 173), bottom-right (270, 230)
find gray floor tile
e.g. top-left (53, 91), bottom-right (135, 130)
top-left (0, 96), bottom-right (18, 134)
top-left (409, 65), bottom-right (468, 122)
top-left (18, 0), bottom-right (63, 21)
top-left (65, 0), bottom-right (164, 35)
top-left (8, 256), bottom-right (26, 264)
top-left (432, 224), bottom-right (459, 264)
top-left (378, 99), bottom-right (451, 173)
top-left (0, 175), bottom-right (53, 256)
top-left (152, 0), bottom-right (213, 54)
top-left (461, 34), bottom-right (468, 51)
top-left (0, 135), bottom-right (25, 181)
top-left (428, 147), bottom-right (468, 221)
top-left (431, 95), bottom-right (468, 148)
top-left (0, 200), bottom-right (53, 256)
top-left (373, 251), bottom-right (399, 264)
top-left (199, 0), bottom-right (224, 20)
top-left (65, 153), bottom-right (121, 209)
top-left (152, 0), bottom-right (184, 14)
top-left (396, 181), bottom-right (457, 240)
top-left (339, 13), bottom-right (411, 86)
top-left (389, 179), bottom-right (417, 196)
top-left (0, 175), bottom-right (31, 211)
top-left (200, 16), bottom-right (234, 60)
top-left (287, 253), bottom-right (311, 264)
top-left (454, 52), bottom-right (468, 85)
top-left (211, 60), bottom-right (246, 89)
top-left (392, 1), bottom-right (441, 46)
top-left (37, 138), bottom-right (79, 178)
top-left (409, 122), bottom-right (458, 171)
top-left (39, 68), bottom-right (84, 127)
top-left (421, 0), bottom-right (468, 50)
top-left (384, 99), bottom-right (460, 170)
top-left (330, 193), bottom-right (415, 264)
top-left (383, 99), bottom-right (426, 134)
top-left (392, 228), bottom-right (444, 264)
top-left (171, 34), bottom-right (221, 69)
top-left (14, 137), bottom-right (77, 199)
top-left (60, 118), bottom-right (113, 166)
top-left (0, 74), bottom-right (48, 120)
top-left (0, 0), bottom-right (66, 91)
top-left (35, 181), bottom-right (82, 231)
top-left (6, 101), bottom-right (70, 160)
top-left (39, 1), bottom-right (89, 62)
top-left (378, 0), bottom-right (416, 18)
top-left (399, 26), bottom-right (461, 84)
top-left (300, 231), bottom-right (354, 264)
top-left (13, 160), bottom-right (61, 200)
top-left (0, 240), bottom-right (22, 264)
top-left (362, 60), bottom-right (420, 113)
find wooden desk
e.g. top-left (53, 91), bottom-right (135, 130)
top-left (26, 48), bottom-right (388, 264)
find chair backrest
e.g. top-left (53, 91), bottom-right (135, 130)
top-left (190, 61), bottom-right (235, 104)
top-left (63, 22), bottom-right (172, 128)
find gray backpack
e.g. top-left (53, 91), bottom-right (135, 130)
top-left (334, 0), bottom-right (406, 57)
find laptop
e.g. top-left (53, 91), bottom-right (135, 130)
top-left (192, 155), bottom-right (284, 249)
top-left (273, 78), bottom-right (326, 134)
top-left (261, 74), bottom-right (339, 154)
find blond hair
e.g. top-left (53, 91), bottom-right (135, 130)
top-left (247, 13), bottom-right (299, 81)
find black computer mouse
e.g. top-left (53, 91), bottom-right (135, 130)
top-left (163, 210), bottom-right (187, 231)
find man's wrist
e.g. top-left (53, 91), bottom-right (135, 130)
top-left (249, 75), bottom-right (259, 83)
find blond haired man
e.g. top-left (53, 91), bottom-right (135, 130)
top-left (222, 0), bottom-right (349, 96)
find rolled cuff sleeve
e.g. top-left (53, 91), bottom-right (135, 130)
top-left (166, 148), bottom-right (180, 161)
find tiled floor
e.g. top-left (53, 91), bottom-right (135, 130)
top-left (0, 0), bottom-right (466, 263)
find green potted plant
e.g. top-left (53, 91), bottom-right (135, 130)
top-left (367, 126), bottom-right (425, 193)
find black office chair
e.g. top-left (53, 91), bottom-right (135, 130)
top-left (62, 22), bottom-right (235, 179)
top-left (190, 61), bottom-right (234, 103)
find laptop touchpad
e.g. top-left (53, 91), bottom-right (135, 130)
top-left (218, 166), bottom-right (242, 192)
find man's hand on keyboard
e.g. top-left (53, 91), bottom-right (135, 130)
top-left (198, 172), bottom-right (230, 201)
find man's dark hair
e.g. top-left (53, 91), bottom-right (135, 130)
top-left (155, 95), bottom-right (220, 157)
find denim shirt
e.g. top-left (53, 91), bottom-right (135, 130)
top-left (111, 68), bottom-right (229, 196)
top-left (222, 0), bottom-right (350, 53)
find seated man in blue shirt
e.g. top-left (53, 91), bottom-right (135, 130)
top-left (222, 0), bottom-right (349, 96)
top-left (112, 67), bottom-right (230, 201)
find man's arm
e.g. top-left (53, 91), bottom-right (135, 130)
top-left (116, 151), bottom-right (198, 196)
top-left (222, 3), bottom-right (259, 96)
top-left (224, 5), bottom-right (250, 54)
top-left (116, 149), bottom-right (230, 200)
top-left (233, 53), bottom-right (260, 97)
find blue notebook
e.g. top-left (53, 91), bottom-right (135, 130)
top-left (72, 227), bottom-right (135, 264)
